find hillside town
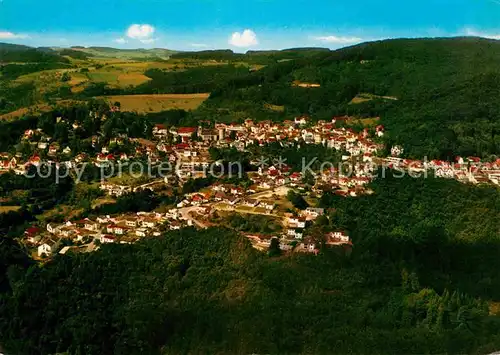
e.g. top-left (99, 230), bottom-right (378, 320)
top-left (2, 113), bottom-right (500, 259)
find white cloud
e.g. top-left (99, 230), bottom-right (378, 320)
top-left (139, 38), bottom-right (156, 44)
top-left (464, 28), bottom-right (500, 40)
top-left (229, 29), bottom-right (258, 47)
top-left (126, 24), bottom-right (156, 43)
top-left (0, 31), bottom-right (30, 39)
top-left (114, 37), bottom-right (127, 44)
top-left (312, 35), bottom-right (363, 44)
top-left (191, 43), bottom-right (208, 48)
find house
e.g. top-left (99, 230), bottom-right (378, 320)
top-left (106, 225), bottom-right (129, 235)
top-left (303, 208), bottom-right (325, 219)
top-left (24, 226), bottom-right (41, 243)
top-left (286, 228), bottom-right (304, 239)
top-left (100, 234), bottom-right (116, 243)
top-left (0, 157), bottom-right (17, 170)
top-left (289, 172), bottom-right (302, 183)
top-left (29, 155), bottom-right (41, 167)
top-left (375, 125), bottom-right (385, 137)
top-left (260, 200), bottom-right (275, 211)
top-left (176, 127), bottom-right (198, 138)
top-left (224, 196), bottom-right (240, 205)
top-left (84, 219), bottom-right (99, 231)
top-left (38, 243), bottom-right (53, 257)
top-left (119, 153), bottom-right (129, 161)
top-left (199, 128), bottom-right (218, 141)
top-left (242, 198), bottom-right (259, 207)
top-left (288, 216), bottom-right (306, 228)
top-left (37, 239), bottom-right (59, 257)
top-left (125, 218), bottom-right (137, 227)
top-left (294, 115), bottom-right (309, 126)
top-left (153, 124), bottom-right (169, 137)
top-left (391, 145), bottom-right (404, 157)
top-left (325, 231), bottom-right (351, 246)
top-left (170, 221), bottom-right (182, 230)
top-left (23, 129), bottom-right (36, 139)
top-left (136, 228), bottom-right (148, 237)
top-left (48, 143), bottom-right (59, 155)
top-left (59, 246), bottom-right (71, 255)
top-left (140, 218), bottom-right (157, 228)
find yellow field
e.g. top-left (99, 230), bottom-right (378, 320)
top-left (350, 93), bottom-right (398, 104)
top-left (292, 80), bottom-right (321, 88)
top-left (100, 93), bottom-right (210, 113)
top-left (0, 100), bottom-right (84, 120)
top-left (347, 117), bottom-right (381, 127)
top-left (0, 206), bottom-right (21, 214)
top-left (116, 73), bottom-right (151, 87)
top-left (264, 103), bottom-right (285, 112)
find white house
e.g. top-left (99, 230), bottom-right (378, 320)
top-left (38, 243), bottom-right (52, 257)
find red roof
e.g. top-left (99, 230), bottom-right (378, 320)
top-left (177, 127), bottom-right (197, 134)
top-left (29, 155), bottom-right (41, 162)
top-left (155, 124), bottom-right (167, 129)
top-left (25, 227), bottom-right (40, 235)
top-left (176, 143), bottom-right (190, 150)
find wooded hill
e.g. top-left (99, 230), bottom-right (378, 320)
top-left (0, 173), bottom-right (499, 354)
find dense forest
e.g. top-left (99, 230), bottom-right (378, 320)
top-left (0, 171), bottom-right (499, 354)
top-left (0, 47), bottom-right (69, 64)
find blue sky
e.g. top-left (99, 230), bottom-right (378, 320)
top-left (1, 0), bottom-right (500, 51)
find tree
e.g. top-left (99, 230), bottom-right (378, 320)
top-left (60, 72), bottom-right (71, 82)
top-left (287, 190), bottom-right (308, 210)
top-left (268, 237), bottom-right (281, 257)
top-left (302, 171), bottom-right (315, 186)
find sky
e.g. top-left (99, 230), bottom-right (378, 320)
top-left (1, 0), bottom-right (500, 51)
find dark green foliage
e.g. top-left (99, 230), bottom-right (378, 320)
top-left (0, 223), bottom-right (499, 354)
top-left (320, 169), bottom-right (500, 299)
top-left (226, 213), bottom-right (282, 234)
top-left (92, 190), bottom-right (159, 215)
top-left (182, 177), bottom-right (215, 194)
top-left (0, 82), bottom-right (37, 115)
top-left (0, 62), bottom-right (72, 80)
top-left (134, 65), bottom-right (251, 94)
top-left (59, 49), bottom-right (92, 59)
top-left (0, 114), bottom-right (38, 150)
top-left (268, 237), bottom-right (282, 257)
top-left (0, 46), bottom-right (69, 63)
top-left (287, 190), bottom-right (309, 210)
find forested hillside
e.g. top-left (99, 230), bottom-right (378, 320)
top-left (199, 37), bottom-right (500, 159)
top-left (0, 43), bottom-right (70, 63)
top-left (0, 172), bottom-right (499, 354)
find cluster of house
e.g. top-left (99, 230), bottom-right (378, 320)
top-left (382, 156), bottom-right (500, 185)
top-left (203, 115), bottom-right (385, 156)
top-left (22, 210), bottom-right (193, 258)
top-left (176, 183), bottom-right (277, 211)
top-left (244, 207), bottom-right (352, 254)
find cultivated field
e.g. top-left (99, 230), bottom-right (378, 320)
top-left (0, 206), bottom-right (21, 214)
top-left (350, 93), bottom-right (398, 104)
top-left (0, 100), bottom-right (84, 120)
top-left (264, 103), bottom-right (285, 112)
top-left (100, 93), bottom-right (210, 113)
